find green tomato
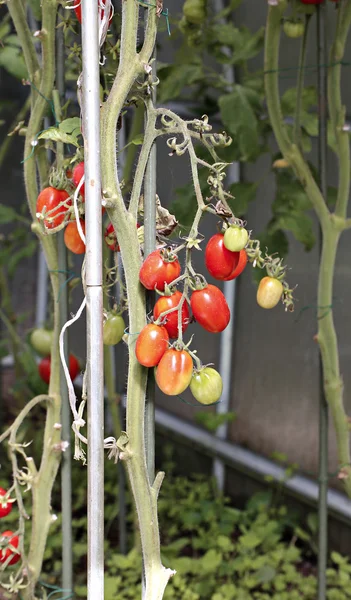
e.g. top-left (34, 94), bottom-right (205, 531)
top-left (283, 19), bottom-right (305, 39)
top-left (183, 0), bottom-right (206, 24)
top-left (30, 328), bottom-right (53, 356)
top-left (190, 367), bottom-right (223, 405)
top-left (103, 315), bottom-right (125, 346)
top-left (223, 226), bottom-right (249, 252)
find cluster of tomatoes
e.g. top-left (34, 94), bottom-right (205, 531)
top-left (29, 328), bottom-right (80, 385)
top-left (0, 488), bottom-right (20, 568)
top-left (283, 0), bottom-right (338, 39)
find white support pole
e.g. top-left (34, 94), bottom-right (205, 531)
top-left (81, 2), bottom-right (104, 599)
top-left (212, 0), bottom-right (240, 492)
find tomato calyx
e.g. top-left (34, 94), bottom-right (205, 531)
top-left (158, 246), bottom-right (180, 264)
top-left (188, 273), bottom-right (208, 292)
top-left (48, 168), bottom-right (69, 192)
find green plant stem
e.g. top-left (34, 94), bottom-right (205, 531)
top-left (293, 15), bottom-right (310, 147)
top-left (101, 3), bottom-right (173, 598)
top-left (264, 2), bottom-right (351, 498)
top-left (129, 107), bottom-right (157, 217)
top-left (6, 0), bottom-right (40, 85)
top-left (328, 2), bottom-right (351, 218)
top-left (122, 103), bottom-right (144, 188)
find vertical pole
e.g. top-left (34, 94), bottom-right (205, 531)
top-left (317, 5), bottom-right (328, 600)
top-left (212, 0), bottom-right (239, 492)
top-left (81, 2), bottom-right (104, 599)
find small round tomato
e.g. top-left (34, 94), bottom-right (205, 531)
top-left (72, 161), bottom-right (85, 199)
top-left (36, 187), bottom-right (71, 229)
top-left (257, 277), bottom-right (283, 309)
top-left (0, 489), bottom-right (13, 519)
top-left (0, 531), bottom-right (20, 566)
top-left (190, 284), bottom-right (230, 333)
top-left (283, 19), bottom-right (305, 38)
top-left (190, 367), bottom-right (223, 405)
top-left (223, 226), bottom-right (248, 252)
top-left (224, 249), bottom-right (248, 281)
top-left (153, 291), bottom-right (190, 339)
top-left (39, 354), bottom-right (80, 385)
top-left (139, 249), bottom-right (181, 291)
top-left (183, 0), bottom-right (206, 24)
top-left (64, 219), bottom-right (86, 255)
top-left (103, 314), bottom-right (125, 346)
top-left (135, 324), bottom-right (169, 367)
top-left (156, 349), bottom-right (193, 395)
top-left (205, 234), bottom-right (239, 280)
top-left (30, 328), bottom-right (53, 357)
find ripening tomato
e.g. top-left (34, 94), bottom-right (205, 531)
top-left (39, 354), bottom-right (80, 385)
top-left (257, 277), bottom-right (283, 309)
top-left (205, 234), bottom-right (239, 280)
top-left (103, 314), bottom-right (125, 346)
top-left (283, 19), bottom-right (305, 38)
top-left (30, 328), bottom-right (53, 357)
top-left (64, 219), bottom-right (86, 254)
top-left (153, 291), bottom-right (190, 339)
top-left (190, 284), bottom-right (230, 333)
top-left (139, 249), bottom-right (181, 291)
top-left (0, 489), bottom-right (13, 519)
top-left (224, 249), bottom-right (248, 281)
top-left (223, 226), bottom-right (249, 252)
top-left (135, 324), bottom-right (169, 367)
top-left (36, 187), bottom-right (71, 229)
top-left (190, 367), bottom-right (223, 405)
top-left (73, 0), bottom-right (113, 24)
top-left (156, 349), bottom-right (193, 395)
top-left (72, 162), bottom-right (85, 199)
top-left (0, 531), bottom-right (20, 566)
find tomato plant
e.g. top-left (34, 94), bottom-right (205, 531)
top-left (135, 324), bottom-right (169, 367)
top-left (182, 0), bottom-right (206, 24)
top-left (257, 277), bottom-right (284, 310)
top-left (139, 249), bottom-right (181, 291)
top-left (190, 284), bottom-right (230, 333)
top-left (224, 249), bottom-right (248, 281)
top-left (0, 531), bottom-right (20, 566)
top-left (72, 161), bottom-right (85, 199)
top-left (190, 367), bottom-right (223, 405)
top-left (38, 355), bottom-right (80, 385)
top-left (153, 291), bottom-right (190, 339)
top-left (283, 20), bottom-right (305, 38)
top-left (223, 226), bottom-right (249, 253)
top-left (155, 348), bottom-right (193, 395)
top-left (36, 187), bottom-right (71, 229)
top-left (30, 328), bottom-right (53, 357)
top-left (64, 219), bottom-right (86, 254)
top-left (104, 222), bottom-right (140, 252)
top-left (0, 489), bottom-right (13, 519)
top-left (205, 233), bottom-right (239, 280)
top-left (103, 314), bottom-right (125, 346)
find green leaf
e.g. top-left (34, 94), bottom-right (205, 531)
top-left (159, 64), bottom-right (203, 103)
top-left (0, 45), bottom-right (27, 80)
top-left (228, 27), bottom-right (265, 64)
top-left (273, 212), bottom-right (316, 251)
top-left (201, 549), bottom-right (222, 573)
top-left (218, 86), bottom-right (260, 161)
top-left (8, 241), bottom-right (37, 277)
top-left (239, 531), bottom-right (262, 549)
top-left (38, 127), bottom-right (80, 147)
top-left (59, 117), bottom-right (81, 136)
top-left (194, 412), bottom-right (236, 433)
top-left (246, 491), bottom-right (272, 512)
top-left (255, 565), bottom-right (276, 584)
top-left (307, 513), bottom-right (318, 535)
top-left (0, 205), bottom-right (18, 224)
top-left (227, 182), bottom-right (258, 216)
top-left (281, 86), bottom-right (317, 115)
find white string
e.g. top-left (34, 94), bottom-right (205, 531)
top-left (73, 175), bottom-right (86, 244)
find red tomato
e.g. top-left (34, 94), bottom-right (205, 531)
top-left (190, 284), bottom-right (230, 333)
top-left (73, 0), bottom-right (113, 24)
top-left (156, 349), bottom-right (193, 395)
top-left (36, 187), bottom-right (71, 229)
top-left (135, 324), bottom-right (169, 367)
top-left (139, 249), bottom-right (181, 291)
top-left (224, 249), bottom-right (248, 281)
top-left (205, 234), bottom-right (239, 280)
top-left (0, 489), bottom-right (13, 519)
top-left (64, 219), bottom-right (86, 254)
top-left (0, 531), bottom-right (20, 566)
top-left (300, 0), bottom-right (323, 3)
top-left (39, 355), bottom-right (80, 385)
top-left (72, 162), bottom-right (85, 199)
top-left (153, 291), bottom-right (190, 339)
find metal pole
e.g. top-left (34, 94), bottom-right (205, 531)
top-left (212, 0), bottom-right (239, 492)
top-left (317, 4), bottom-right (328, 600)
top-left (81, 2), bottom-right (104, 599)
top-left (56, 8), bottom-right (73, 592)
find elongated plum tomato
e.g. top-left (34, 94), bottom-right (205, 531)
top-left (156, 349), bottom-right (193, 395)
top-left (190, 284), bottom-right (230, 333)
top-left (72, 161), bottom-right (85, 199)
top-left (205, 234), bottom-right (239, 280)
top-left (257, 277), bottom-right (283, 309)
top-left (153, 291), bottom-right (190, 339)
top-left (223, 226), bottom-right (248, 252)
top-left (0, 489), bottom-right (13, 518)
top-left (139, 249), bottom-right (181, 291)
top-left (103, 315), bottom-right (125, 346)
top-left (73, 0), bottom-right (113, 24)
top-left (30, 328), bottom-right (53, 356)
top-left (64, 219), bottom-right (86, 254)
top-left (39, 355), bottom-right (80, 385)
top-left (135, 324), bottom-right (169, 368)
top-left (0, 531), bottom-right (20, 566)
top-left (36, 187), bottom-right (71, 229)
top-left (224, 249), bottom-right (248, 281)
top-left (190, 367), bottom-right (223, 405)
